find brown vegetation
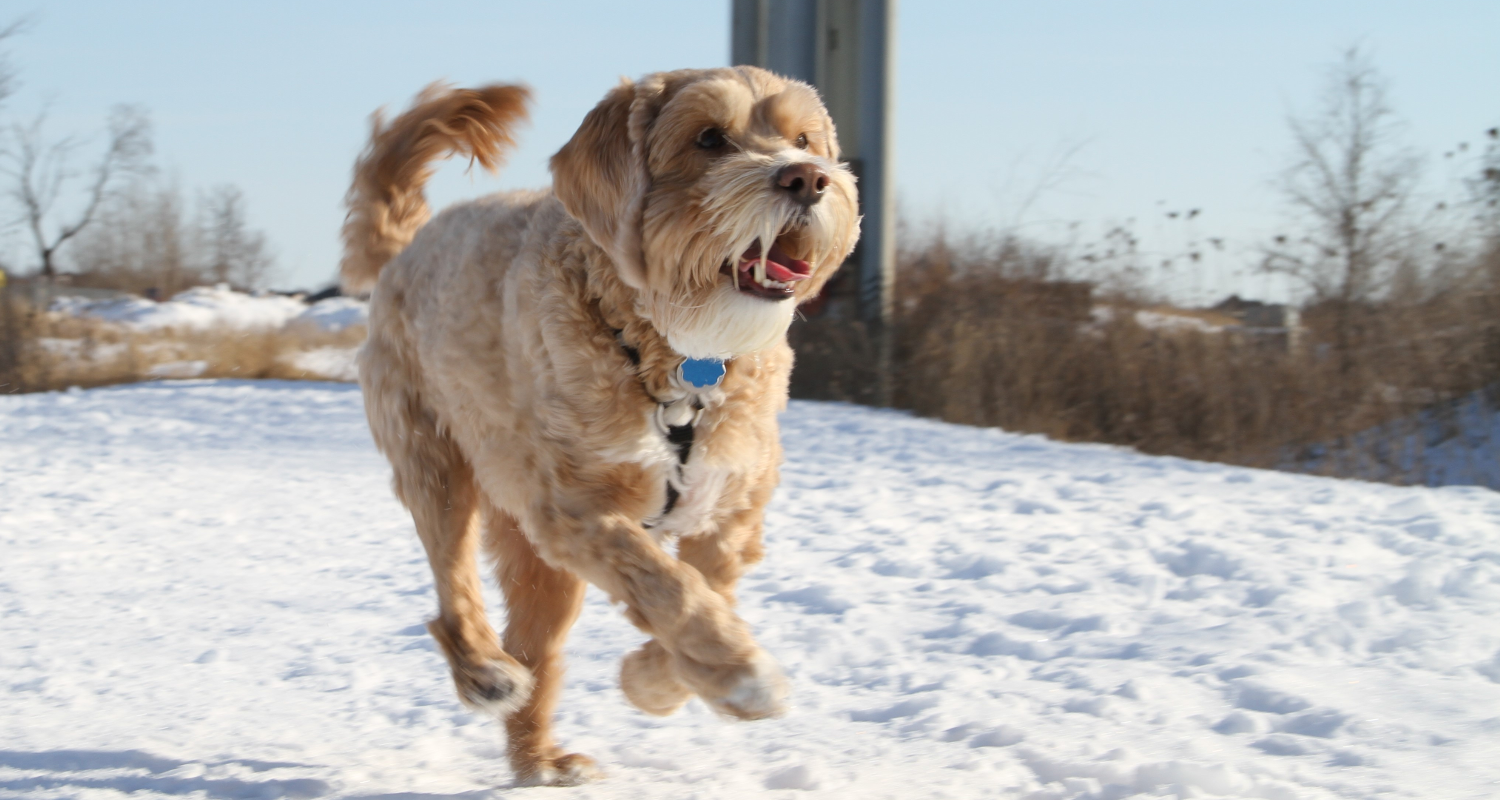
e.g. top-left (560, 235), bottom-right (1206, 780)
top-left (792, 50), bottom-right (1498, 484)
top-left (790, 231), bottom-right (1499, 479)
top-left (0, 285), bottom-right (43, 392)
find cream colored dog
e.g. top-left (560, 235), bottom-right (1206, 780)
top-left (341, 67), bottom-right (859, 786)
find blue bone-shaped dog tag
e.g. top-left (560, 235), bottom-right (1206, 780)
top-left (680, 358), bottom-right (726, 388)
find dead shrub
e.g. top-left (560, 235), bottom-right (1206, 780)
top-left (0, 287), bottom-right (46, 393)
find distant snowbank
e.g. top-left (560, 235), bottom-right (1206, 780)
top-left (50, 286), bottom-right (367, 333)
top-left (288, 297), bottom-right (368, 332)
top-left (288, 347), bottom-right (361, 382)
top-left (1090, 305), bottom-right (1228, 333)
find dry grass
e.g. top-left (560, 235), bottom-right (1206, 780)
top-left (0, 288), bottom-right (45, 393)
top-left (791, 234), bottom-right (1500, 479)
top-left (9, 236), bottom-right (1497, 485)
top-left (1, 289), bottom-right (364, 394)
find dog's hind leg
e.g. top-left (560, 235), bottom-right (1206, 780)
top-left (488, 508), bottom-right (600, 787)
top-left (365, 343), bottom-right (534, 717)
top-left (405, 446), bottom-right (534, 718)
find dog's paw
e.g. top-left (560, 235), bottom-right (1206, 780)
top-left (513, 752), bottom-right (603, 787)
top-left (621, 640), bottom-right (692, 716)
top-left (455, 657), bottom-right (534, 718)
top-left (678, 648), bottom-right (789, 721)
top-left (710, 650), bottom-right (789, 720)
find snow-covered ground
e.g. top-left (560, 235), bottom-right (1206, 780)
top-left (286, 298), bottom-right (369, 334)
top-left (3, 381), bottom-right (1499, 800)
top-left (50, 287), bottom-right (367, 333)
top-left (284, 348), bottom-right (361, 382)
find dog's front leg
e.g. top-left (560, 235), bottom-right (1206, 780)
top-left (621, 510), bottom-right (768, 717)
top-left (535, 510), bottom-right (786, 720)
top-left (676, 507), bottom-right (766, 602)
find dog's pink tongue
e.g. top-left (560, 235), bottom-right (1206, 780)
top-left (739, 243), bottom-right (811, 283)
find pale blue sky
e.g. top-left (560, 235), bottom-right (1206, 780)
top-left (4, 1), bottom-right (1497, 303)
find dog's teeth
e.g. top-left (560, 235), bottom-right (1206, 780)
top-left (749, 273), bottom-right (787, 291)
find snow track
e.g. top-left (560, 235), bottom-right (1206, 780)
top-left (2, 381), bottom-right (1498, 799)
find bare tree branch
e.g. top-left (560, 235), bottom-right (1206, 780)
top-left (0, 17), bottom-right (29, 108)
top-left (200, 184), bottom-right (275, 290)
top-left (1, 105), bottom-right (152, 279)
top-left (1261, 48), bottom-right (1420, 306)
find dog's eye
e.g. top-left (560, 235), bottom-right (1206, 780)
top-left (794, 134), bottom-right (809, 150)
top-left (696, 127), bottom-right (727, 150)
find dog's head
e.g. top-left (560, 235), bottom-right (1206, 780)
top-left (551, 66), bottom-right (860, 359)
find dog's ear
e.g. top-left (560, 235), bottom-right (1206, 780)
top-left (550, 76), bottom-right (665, 290)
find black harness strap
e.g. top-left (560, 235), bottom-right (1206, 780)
top-left (662, 483), bottom-right (681, 517)
top-left (665, 421), bottom-right (695, 463)
top-left (661, 421), bottom-right (694, 516)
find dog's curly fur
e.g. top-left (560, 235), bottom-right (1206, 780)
top-left (342, 67), bottom-right (859, 786)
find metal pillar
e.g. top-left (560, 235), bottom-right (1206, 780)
top-left (732, 0), bottom-right (896, 402)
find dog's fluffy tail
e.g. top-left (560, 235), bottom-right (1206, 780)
top-left (339, 82), bottom-right (530, 294)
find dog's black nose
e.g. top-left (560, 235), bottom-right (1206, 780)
top-left (775, 163), bottom-right (829, 207)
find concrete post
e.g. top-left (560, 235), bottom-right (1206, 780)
top-left (732, 0), bottom-right (896, 404)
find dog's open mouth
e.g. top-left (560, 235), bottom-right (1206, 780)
top-left (720, 236), bottom-right (812, 301)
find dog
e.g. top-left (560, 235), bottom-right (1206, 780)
top-left (341, 67), bottom-right (860, 786)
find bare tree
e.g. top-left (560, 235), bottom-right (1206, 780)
top-left (0, 17), bottom-right (25, 108)
top-left (0, 18), bottom-right (26, 286)
top-left (199, 184), bottom-right (273, 289)
top-left (69, 178), bottom-right (203, 297)
top-left (1261, 48), bottom-right (1420, 306)
top-left (1, 105), bottom-right (152, 280)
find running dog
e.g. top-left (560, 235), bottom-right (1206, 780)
top-left (342, 66), bottom-right (859, 785)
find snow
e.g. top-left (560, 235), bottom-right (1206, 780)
top-left (1131, 310), bottom-right (1224, 334)
top-left (3, 381), bottom-right (1499, 800)
top-left (34, 337), bottom-right (130, 365)
top-left (1294, 388), bottom-right (1500, 491)
top-left (290, 298), bottom-right (369, 333)
top-left (1089, 306), bottom-right (1226, 334)
top-left (49, 287), bottom-right (367, 334)
top-left (285, 347), bottom-right (361, 382)
top-left (144, 360), bottom-right (210, 379)
top-left (50, 286), bottom-right (309, 332)
top-left (47, 294), bottom-right (162, 327)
